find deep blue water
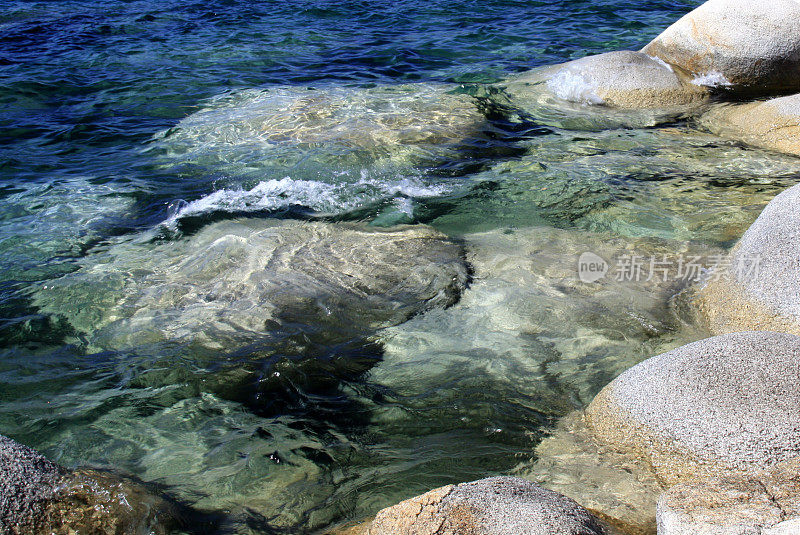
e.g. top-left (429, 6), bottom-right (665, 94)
top-left (2, 0), bottom-right (699, 209)
top-left (4, 1), bottom-right (762, 533)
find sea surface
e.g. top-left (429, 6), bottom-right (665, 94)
top-left (2, 1), bottom-right (799, 533)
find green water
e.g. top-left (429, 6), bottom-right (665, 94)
top-left (3, 0), bottom-right (800, 533)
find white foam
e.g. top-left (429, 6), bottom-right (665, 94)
top-left (646, 55), bottom-right (675, 72)
top-left (691, 71), bottom-right (732, 87)
top-left (161, 175), bottom-right (455, 229)
top-left (546, 68), bottom-right (605, 106)
top-left (161, 178), bottom-right (341, 228)
top-left (356, 170), bottom-right (451, 198)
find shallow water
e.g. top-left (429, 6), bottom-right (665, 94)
top-left (3, 0), bottom-right (800, 533)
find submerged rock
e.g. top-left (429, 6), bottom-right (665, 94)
top-left (373, 224), bottom-right (713, 412)
top-left (368, 225), bottom-right (714, 533)
top-left (34, 219), bottom-right (468, 351)
top-left (366, 477), bottom-right (609, 535)
top-left (698, 94), bottom-right (800, 157)
top-left (162, 83), bottom-right (485, 151)
top-left (695, 182), bottom-right (800, 335)
top-left (642, 0), bottom-right (800, 94)
top-left (0, 178), bottom-right (135, 284)
top-left (151, 84), bottom-right (487, 220)
top-left (0, 435), bottom-right (181, 535)
top-left (585, 331), bottom-right (800, 486)
top-left (657, 470), bottom-right (800, 535)
top-left (494, 51), bottom-right (707, 130)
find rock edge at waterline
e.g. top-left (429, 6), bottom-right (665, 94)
top-left (0, 434), bottom-right (183, 534)
top-left (642, 0), bottom-right (800, 95)
top-left (361, 476), bottom-right (610, 535)
top-left (507, 50), bottom-right (708, 110)
top-left (697, 93), bottom-right (800, 157)
top-left (585, 331), bottom-right (800, 486)
top-left (695, 182), bottom-right (800, 335)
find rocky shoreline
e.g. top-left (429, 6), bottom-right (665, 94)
top-left (326, 1), bottom-right (800, 533)
top-left (5, 0), bottom-right (800, 533)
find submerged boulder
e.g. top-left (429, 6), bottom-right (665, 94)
top-left (366, 477), bottom-right (609, 535)
top-left (585, 331), bottom-right (800, 486)
top-left (34, 219), bottom-right (468, 351)
top-left (698, 94), bottom-right (800, 157)
top-left (0, 435), bottom-right (181, 534)
top-left (163, 83), bottom-right (486, 151)
top-left (149, 83), bottom-right (489, 222)
top-left (657, 470), bottom-right (800, 535)
top-left (642, 0), bottom-right (800, 94)
top-left (151, 84), bottom-right (487, 219)
top-left (695, 182), bottom-right (800, 335)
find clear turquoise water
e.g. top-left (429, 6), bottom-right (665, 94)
top-left (3, 1), bottom-right (800, 533)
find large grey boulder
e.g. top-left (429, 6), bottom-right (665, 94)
top-left (657, 470), bottom-right (800, 535)
top-left (642, 0), bottom-right (800, 94)
top-left (540, 51), bottom-right (707, 109)
top-left (496, 51), bottom-right (707, 130)
top-left (695, 183), bottom-right (800, 335)
top-left (0, 435), bottom-right (180, 534)
top-left (366, 477), bottom-right (609, 535)
top-left (585, 332), bottom-right (800, 486)
top-left (698, 94), bottom-right (800, 157)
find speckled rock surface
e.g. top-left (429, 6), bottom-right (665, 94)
top-left (0, 434), bottom-right (181, 534)
top-left (585, 332), bottom-right (800, 486)
top-left (696, 182), bottom-right (800, 334)
top-left (698, 94), bottom-right (800, 157)
top-left (367, 477), bottom-right (609, 535)
top-left (657, 469), bottom-right (800, 535)
top-left (505, 50), bottom-right (707, 110)
top-left (0, 434), bottom-right (64, 533)
top-left (642, 0), bottom-right (800, 94)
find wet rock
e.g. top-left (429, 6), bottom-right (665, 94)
top-left (642, 0), bottom-right (800, 95)
top-left (697, 94), bottom-right (800, 157)
top-left (366, 477), bottom-right (609, 535)
top-left (0, 434), bottom-right (63, 533)
top-left (34, 219), bottom-right (469, 351)
top-left (528, 51), bottom-right (705, 108)
top-left (695, 182), bottom-right (800, 335)
top-left (494, 51), bottom-right (707, 130)
top-left (327, 520), bottom-right (372, 535)
top-left (521, 412), bottom-right (664, 535)
top-left (657, 469), bottom-right (800, 535)
top-left (162, 83), bottom-right (486, 151)
top-left (0, 435), bottom-right (181, 535)
top-left (585, 331), bottom-right (800, 487)
top-left (151, 84), bottom-right (488, 218)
